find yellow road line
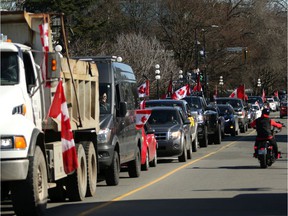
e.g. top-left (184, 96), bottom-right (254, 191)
top-left (78, 136), bottom-right (249, 216)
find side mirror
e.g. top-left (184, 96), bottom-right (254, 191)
top-left (118, 101), bottom-right (127, 117)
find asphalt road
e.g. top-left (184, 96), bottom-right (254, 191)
top-left (1, 112), bottom-right (287, 216)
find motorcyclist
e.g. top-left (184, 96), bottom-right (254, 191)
top-left (250, 108), bottom-right (283, 159)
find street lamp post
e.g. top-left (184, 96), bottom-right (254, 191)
top-left (155, 64), bottom-right (161, 99)
top-left (219, 76), bottom-right (224, 96)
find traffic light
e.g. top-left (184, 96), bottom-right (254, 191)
top-left (200, 72), bottom-right (203, 82)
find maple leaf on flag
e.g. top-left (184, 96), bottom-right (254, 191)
top-left (135, 109), bottom-right (152, 129)
top-left (139, 85), bottom-right (145, 94)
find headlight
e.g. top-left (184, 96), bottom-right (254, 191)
top-left (197, 115), bottom-right (204, 123)
top-left (0, 136), bottom-right (27, 149)
top-left (97, 128), bottom-right (111, 144)
top-left (169, 131), bottom-right (181, 140)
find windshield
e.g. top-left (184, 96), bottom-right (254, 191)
top-left (218, 106), bottom-right (233, 115)
top-left (216, 99), bottom-right (243, 109)
top-left (183, 97), bottom-right (201, 110)
top-left (148, 110), bottom-right (179, 125)
top-left (1, 52), bottom-right (19, 85)
top-left (99, 83), bottom-right (112, 114)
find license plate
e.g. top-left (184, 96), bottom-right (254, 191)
top-left (258, 149), bottom-right (267, 155)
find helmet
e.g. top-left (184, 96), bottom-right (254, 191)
top-left (262, 108), bottom-right (270, 115)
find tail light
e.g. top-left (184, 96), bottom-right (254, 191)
top-left (254, 146), bottom-right (258, 150)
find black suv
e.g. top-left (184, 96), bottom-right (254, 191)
top-left (183, 96), bottom-right (221, 147)
top-left (147, 106), bottom-right (192, 162)
top-left (215, 97), bottom-right (248, 133)
top-left (145, 99), bottom-right (198, 152)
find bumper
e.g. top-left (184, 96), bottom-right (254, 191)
top-left (1, 159), bottom-right (29, 181)
top-left (157, 139), bottom-right (183, 157)
top-left (97, 143), bottom-right (115, 170)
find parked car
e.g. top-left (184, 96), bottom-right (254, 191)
top-left (280, 101), bottom-right (288, 118)
top-left (145, 99), bottom-right (198, 152)
top-left (216, 104), bottom-right (240, 136)
top-left (183, 96), bottom-right (220, 147)
top-left (266, 97), bottom-right (277, 112)
top-left (141, 122), bottom-right (158, 171)
top-left (215, 97), bottom-right (248, 133)
top-left (147, 106), bottom-right (192, 162)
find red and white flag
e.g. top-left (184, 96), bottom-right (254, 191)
top-left (48, 81), bottom-right (78, 174)
top-left (135, 109), bottom-right (152, 129)
top-left (193, 73), bottom-right (203, 92)
top-left (262, 89), bottom-right (266, 102)
top-left (171, 84), bottom-right (190, 100)
top-left (138, 80), bottom-right (150, 98)
top-left (229, 84), bottom-right (245, 100)
top-left (39, 22), bottom-right (50, 87)
top-left (140, 99), bottom-right (146, 109)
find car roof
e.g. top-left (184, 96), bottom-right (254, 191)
top-left (146, 99), bottom-right (187, 104)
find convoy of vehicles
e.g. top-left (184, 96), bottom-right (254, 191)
top-left (0, 10), bottom-right (286, 216)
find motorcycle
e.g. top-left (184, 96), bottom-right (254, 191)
top-left (253, 121), bottom-right (285, 168)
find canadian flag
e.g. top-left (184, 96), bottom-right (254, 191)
top-left (262, 89), bottom-right (266, 102)
top-left (139, 99), bottom-right (146, 109)
top-left (138, 80), bottom-right (150, 98)
top-left (39, 22), bottom-right (50, 87)
top-left (171, 84), bottom-right (190, 100)
top-left (229, 84), bottom-right (245, 100)
top-left (193, 73), bottom-right (203, 92)
top-left (135, 109), bottom-right (152, 129)
top-left (48, 81), bottom-right (78, 174)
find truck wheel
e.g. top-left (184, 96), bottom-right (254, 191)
top-left (105, 151), bottom-right (120, 186)
top-left (213, 125), bottom-right (221, 145)
top-left (11, 146), bottom-right (48, 216)
top-left (199, 126), bottom-right (208, 148)
top-left (84, 141), bottom-right (97, 197)
top-left (66, 144), bottom-right (87, 201)
top-left (192, 135), bottom-right (198, 152)
top-left (128, 147), bottom-right (141, 178)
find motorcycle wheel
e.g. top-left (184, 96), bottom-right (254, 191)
top-left (259, 154), bottom-right (268, 168)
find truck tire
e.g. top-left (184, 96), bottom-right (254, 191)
top-left (84, 141), bottom-right (97, 197)
top-left (66, 144), bottom-right (87, 201)
top-left (11, 146), bottom-right (48, 216)
top-left (105, 151), bottom-right (120, 186)
top-left (213, 124), bottom-right (221, 145)
top-left (128, 147), bottom-right (141, 178)
top-left (199, 126), bottom-right (208, 148)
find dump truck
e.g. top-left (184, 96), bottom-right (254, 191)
top-left (0, 11), bottom-right (100, 215)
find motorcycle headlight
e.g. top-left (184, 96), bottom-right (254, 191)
top-left (169, 131), bottom-right (181, 140)
top-left (97, 128), bottom-right (111, 144)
